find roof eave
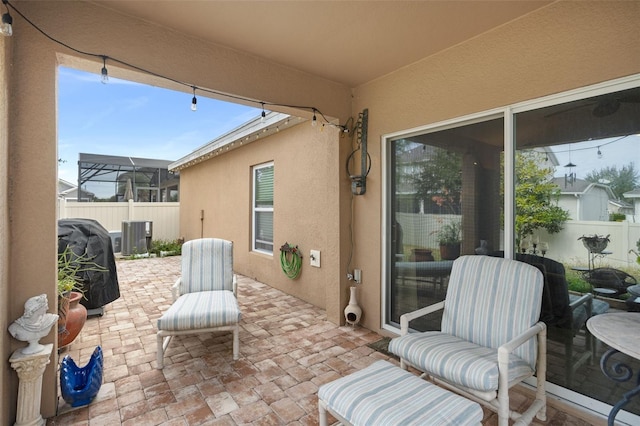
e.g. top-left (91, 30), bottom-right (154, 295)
top-left (169, 112), bottom-right (301, 171)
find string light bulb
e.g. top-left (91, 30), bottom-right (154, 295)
top-left (1, 0), bottom-right (12, 37)
top-left (100, 56), bottom-right (108, 84)
top-left (1, 13), bottom-right (12, 37)
top-left (191, 86), bottom-right (197, 112)
top-left (311, 109), bottom-right (317, 127)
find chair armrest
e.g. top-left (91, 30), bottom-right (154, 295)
top-left (499, 321), bottom-right (546, 356)
top-left (569, 293), bottom-right (592, 310)
top-left (400, 301), bottom-right (445, 335)
top-left (171, 277), bottom-right (181, 301)
top-left (569, 292), bottom-right (593, 318)
top-left (498, 322), bottom-right (547, 394)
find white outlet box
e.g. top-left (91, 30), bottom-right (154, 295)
top-left (310, 250), bottom-right (321, 267)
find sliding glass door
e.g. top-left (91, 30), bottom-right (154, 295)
top-left (384, 77), bottom-right (640, 420)
top-left (386, 116), bottom-right (504, 331)
top-left (513, 85), bottom-right (640, 417)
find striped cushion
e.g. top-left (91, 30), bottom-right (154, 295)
top-left (319, 360), bottom-right (482, 426)
top-left (181, 238), bottom-right (234, 294)
top-left (441, 256), bottom-right (543, 369)
top-left (388, 332), bottom-right (534, 392)
top-left (157, 290), bottom-right (240, 331)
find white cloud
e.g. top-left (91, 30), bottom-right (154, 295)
top-left (122, 96), bottom-right (149, 111)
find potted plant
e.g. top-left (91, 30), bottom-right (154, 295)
top-left (578, 234), bottom-right (610, 254)
top-left (437, 220), bottom-right (461, 260)
top-left (57, 244), bottom-right (105, 347)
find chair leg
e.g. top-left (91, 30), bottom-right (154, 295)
top-left (157, 333), bottom-right (173, 369)
top-left (232, 325), bottom-right (239, 360)
top-left (157, 333), bottom-right (164, 369)
top-left (498, 352), bottom-right (510, 426)
top-left (565, 336), bottom-right (574, 387)
top-left (587, 328), bottom-right (597, 364)
top-left (318, 399), bottom-right (328, 426)
top-left (536, 328), bottom-right (547, 421)
top-left (497, 389), bottom-right (509, 426)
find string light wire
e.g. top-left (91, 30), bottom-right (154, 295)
top-left (4, 0), bottom-right (351, 132)
top-left (549, 135), bottom-right (629, 154)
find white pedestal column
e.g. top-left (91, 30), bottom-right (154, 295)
top-left (9, 344), bottom-right (53, 426)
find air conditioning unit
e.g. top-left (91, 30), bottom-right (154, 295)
top-left (108, 230), bottom-right (122, 253)
top-left (121, 221), bottom-right (150, 256)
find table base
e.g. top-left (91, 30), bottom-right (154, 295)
top-left (600, 348), bottom-right (640, 426)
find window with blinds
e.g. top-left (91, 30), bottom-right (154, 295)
top-left (252, 162), bottom-right (274, 254)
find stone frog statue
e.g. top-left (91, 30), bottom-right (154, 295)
top-left (9, 294), bottom-right (59, 354)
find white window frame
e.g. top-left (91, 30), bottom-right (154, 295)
top-left (252, 162), bottom-right (274, 254)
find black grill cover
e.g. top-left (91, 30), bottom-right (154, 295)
top-left (58, 219), bottom-right (120, 310)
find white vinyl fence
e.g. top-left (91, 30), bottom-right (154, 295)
top-left (58, 199), bottom-right (180, 242)
top-left (396, 212), bottom-right (640, 270)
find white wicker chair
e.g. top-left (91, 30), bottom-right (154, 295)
top-left (156, 238), bottom-right (240, 369)
top-left (389, 255), bottom-right (547, 426)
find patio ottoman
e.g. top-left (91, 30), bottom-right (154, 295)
top-left (318, 360), bottom-right (483, 426)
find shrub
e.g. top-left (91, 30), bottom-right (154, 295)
top-left (609, 212), bottom-right (626, 221)
top-left (150, 239), bottom-right (183, 256)
top-left (565, 270), bottom-right (591, 293)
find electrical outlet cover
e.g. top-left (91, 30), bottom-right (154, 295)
top-left (310, 250), bottom-right (321, 267)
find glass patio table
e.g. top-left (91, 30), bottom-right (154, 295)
top-left (586, 312), bottom-right (640, 426)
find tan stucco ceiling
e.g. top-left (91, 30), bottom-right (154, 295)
top-left (92, 1), bottom-right (552, 88)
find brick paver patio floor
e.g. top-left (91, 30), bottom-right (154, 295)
top-left (47, 256), bottom-right (593, 425)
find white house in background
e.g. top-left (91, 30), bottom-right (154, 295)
top-left (58, 178), bottom-right (79, 200)
top-left (623, 188), bottom-right (640, 222)
top-left (609, 198), bottom-right (635, 217)
top-left (58, 178), bottom-right (95, 201)
top-left (552, 177), bottom-right (615, 221)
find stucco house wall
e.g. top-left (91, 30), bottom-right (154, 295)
top-left (177, 121), bottom-right (341, 312)
top-left (2, 0), bottom-right (639, 423)
top-left (1, 32), bottom-right (12, 422)
top-left (348, 1), bottom-right (639, 334)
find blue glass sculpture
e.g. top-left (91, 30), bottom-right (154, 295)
top-left (60, 346), bottom-right (103, 407)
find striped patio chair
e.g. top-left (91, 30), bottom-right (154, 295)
top-left (389, 255), bottom-right (547, 426)
top-left (156, 238), bottom-right (241, 368)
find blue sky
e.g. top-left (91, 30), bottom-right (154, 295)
top-left (57, 66), bottom-right (261, 183)
top-left (552, 135), bottom-right (640, 179)
top-left (550, 135), bottom-right (639, 181)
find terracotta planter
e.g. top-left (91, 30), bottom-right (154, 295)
top-left (410, 248), bottom-right (434, 262)
top-left (439, 243), bottom-right (461, 260)
top-left (58, 292), bottom-right (70, 333)
top-left (58, 291), bottom-right (87, 348)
